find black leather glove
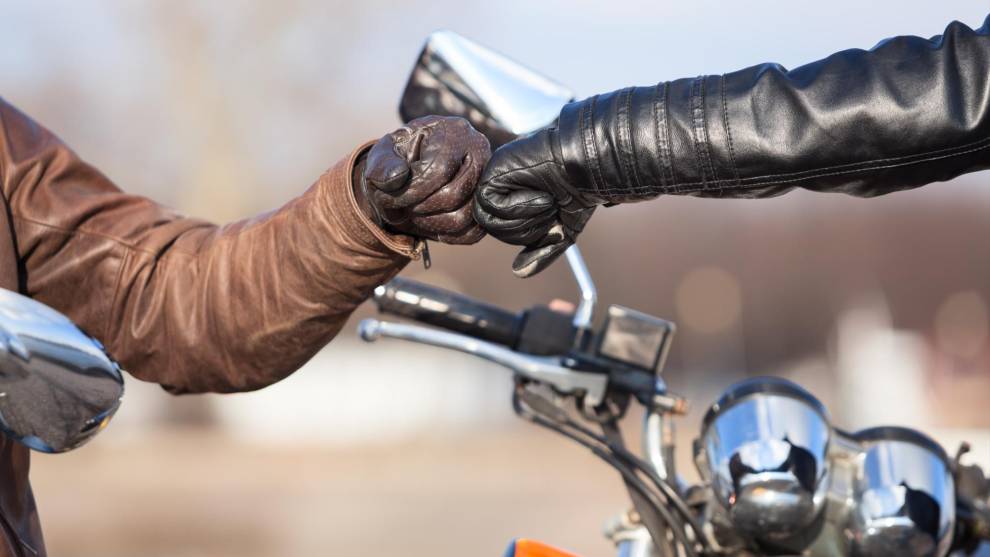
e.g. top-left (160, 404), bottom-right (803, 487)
top-left (355, 115), bottom-right (490, 244)
top-left (472, 127), bottom-right (598, 277)
top-left (477, 15), bottom-right (990, 277)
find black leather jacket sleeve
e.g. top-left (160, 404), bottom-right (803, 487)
top-left (557, 15), bottom-right (990, 202)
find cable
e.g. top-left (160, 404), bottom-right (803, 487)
top-left (522, 410), bottom-right (692, 556)
top-left (597, 420), bottom-right (713, 551)
top-left (513, 392), bottom-right (699, 557)
top-left (545, 398), bottom-right (712, 551)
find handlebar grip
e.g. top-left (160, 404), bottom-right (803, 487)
top-left (372, 277), bottom-right (522, 347)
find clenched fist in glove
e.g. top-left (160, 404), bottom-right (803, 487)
top-left (355, 115), bottom-right (491, 244)
top-left (473, 125), bottom-right (599, 278)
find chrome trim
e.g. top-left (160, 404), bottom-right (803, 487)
top-left (358, 318), bottom-right (608, 406)
top-left (564, 245), bottom-right (597, 332)
top-left (643, 376), bottom-right (671, 482)
top-left (643, 410), bottom-right (669, 481)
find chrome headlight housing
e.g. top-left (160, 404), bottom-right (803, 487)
top-left (699, 377), bottom-right (831, 549)
top-left (849, 427), bottom-right (955, 557)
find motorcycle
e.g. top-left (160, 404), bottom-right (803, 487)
top-left (357, 31), bottom-right (990, 557)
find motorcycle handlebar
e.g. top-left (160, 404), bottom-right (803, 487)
top-left (372, 277), bottom-right (522, 347)
top-left (358, 318), bottom-right (609, 406)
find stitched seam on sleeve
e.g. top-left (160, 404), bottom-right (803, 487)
top-left (651, 83), bottom-right (668, 190)
top-left (689, 77), bottom-right (710, 190)
top-left (577, 100), bottom-right (593, 193)
top-left (645, 140), bottom-right (990, 195)
top-left (720, 74), bottom-right (741, 187)
top-left (699, 77), bottom-right (721, 195)
top-left (582, 96), bottom-right (606, 196)
top-left (617, 88), bottom-right (642, 193)
top-left (660, 82), bottom-right (675, 186)
top-left (626, 88), bottom-right (645, 191)
top-left (594, 133), bottom-right (990, 194)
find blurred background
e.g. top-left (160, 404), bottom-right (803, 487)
top-left (3, 1), bottom-right (990, 555)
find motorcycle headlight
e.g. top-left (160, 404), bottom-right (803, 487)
top-left (850, 427), bottom-right (955, 557)
top-left (699, 377), bottom-right (831, 549)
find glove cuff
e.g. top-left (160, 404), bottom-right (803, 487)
top-left (557, 86), bottom-right (675, 204)
top-left (557, 99), bottom-right (601, 200)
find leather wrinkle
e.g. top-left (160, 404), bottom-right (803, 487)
top-left (481, 160), bottom-right (560, 187)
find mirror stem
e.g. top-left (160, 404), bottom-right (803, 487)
top-left (565, 245), bottom-right (596, 334)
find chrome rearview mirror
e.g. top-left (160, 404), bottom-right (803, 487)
top-left (0, 288), bottom-right (124, 453)
top-left (399, 30), bottom-right (574, 149)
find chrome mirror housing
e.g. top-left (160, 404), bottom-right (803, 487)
top-left (699, 377), bottom-right (832, 550)
top-left (0, 289), bottom-right (123, 453)
top-left (399, 30), bottom-right (574, 149)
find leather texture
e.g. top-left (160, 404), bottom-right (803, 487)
top-left (355, 116), bottom-right (489, 244)
top-left (0, 96), bottom-right (445, 555)
top-left (477, 15), bottom-right (990, 276)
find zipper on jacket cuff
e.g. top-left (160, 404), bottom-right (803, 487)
top-left (418, 239), bottom-right (431, 269)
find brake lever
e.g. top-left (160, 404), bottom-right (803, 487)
top-left (358, 318), bottom-right (608, 407)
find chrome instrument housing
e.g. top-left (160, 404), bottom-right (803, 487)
top-left (696, 379), bottom-right (959, 556)
top-left (848, 426), bottom-right (955, 557)
top-left (699, 377), bottom-right (832, 550)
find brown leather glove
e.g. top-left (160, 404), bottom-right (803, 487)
top-left (354, 116), bottom-right (490, 244)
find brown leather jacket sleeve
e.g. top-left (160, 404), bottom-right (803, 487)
top-left (0, 97), bottom-right (417, 394)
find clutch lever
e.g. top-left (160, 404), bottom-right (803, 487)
top-left (358, 318), bottom-right (608, 407)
